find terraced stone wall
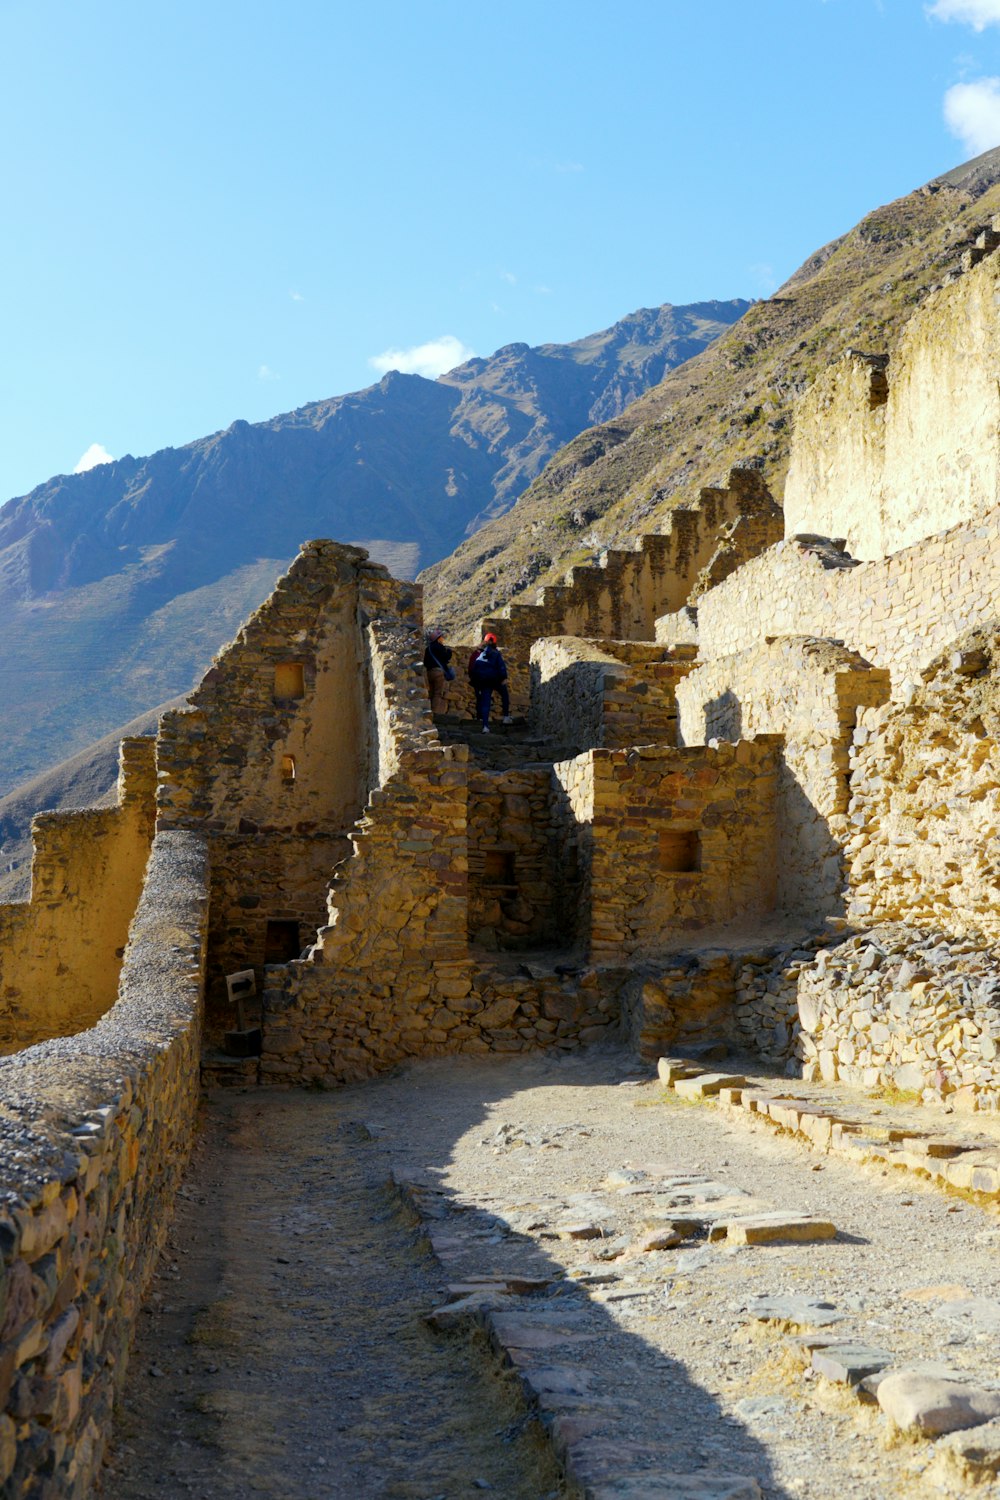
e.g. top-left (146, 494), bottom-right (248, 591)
top-left (531, 637), bottom-right (696, 755)
top-left (784, 237), bottom-right (1000, 559)
top-left (676, 638), bottom-right (890, 914)
top-left (482, 469), bottom-right (781, 713)
top-left (0, 829), bottom-right (208, 1496)
top-left (691, 510), bottom-right (1000, 693)
top-left (0, 737), bottom-right (156, 1053)
top-left (552, 740), bottom-right (781, 961)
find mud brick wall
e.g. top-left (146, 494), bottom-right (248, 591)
top-left (784, 242), bottom-right (1000, 560)
top-left (531, 637), bottom-right (696, 755)
top-left (0, 829), bottom-right (208, 1497)
top-left (0, 737), bottom-right (156, 1054)
top-left (552, 740), bottom-right (781, 961)
top-left (482, 469), bottom-right (781, 713)
top-left (677, 638), bottom-right (890, 914)
top-left (467, 769), bottom-right (569, 950)
top-left (844, 628), bottom-right (1000, 939)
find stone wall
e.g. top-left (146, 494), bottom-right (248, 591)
top-left (467, 769), bottom-right (570, 951)
top-left (784, 233), bottom-right (1000, 559)
top-left (729, 925), bottom-right (1000, 1112)
top-left (0, 737), bottom-right (156, 1053)
top-left (844, 627), bottom-right (1000, 939)
top-left (689, 511), bottom-right (1000, 694)
top-left (156, 540), bottom-right (401, 1041)
top-left (531, 637), bottom-right (696, 754)
top-left (0, 829), bottom-right (208, 1495)
top-left (482, 468), bottom-right (781, 712)
top-left (676, 638), bottom-right (890, 913)
top-left (552, 740), bottom-right (781, 961)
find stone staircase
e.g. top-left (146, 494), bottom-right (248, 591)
top-left (434, 714), bottom-right (582, 769)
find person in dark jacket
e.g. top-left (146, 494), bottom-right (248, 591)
top-left (468, 633), bottom-right (512, 732)
top-left (424, 630), bottom-right (453, 716)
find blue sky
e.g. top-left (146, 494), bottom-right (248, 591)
top-left (2, 0), bottom-right (1000, 499)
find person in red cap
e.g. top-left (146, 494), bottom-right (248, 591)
top-left (468, 633), bottom-right (512, 732)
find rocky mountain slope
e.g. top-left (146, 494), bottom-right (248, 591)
top-left (0, 300), bottom-right (746, 795)
top-left (424, 150), bottom-right (1000, 633)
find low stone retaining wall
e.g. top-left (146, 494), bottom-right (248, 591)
top-left (531, 637), bottom-right (695, 754)
top-left (731, 924), bottom-right (1000, 1111)
top-left (0, 830), bottom-right (208, 1496)
top-left (261, 959), bottom-right (626, 1083)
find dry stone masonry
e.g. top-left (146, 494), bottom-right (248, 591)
top-left (8, 179), bottom-right (1000, 1496)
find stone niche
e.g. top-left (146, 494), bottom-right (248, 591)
top-left (466, 767), bottom-right (580, 951)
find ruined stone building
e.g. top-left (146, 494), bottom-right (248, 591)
top-left (4, 221), bottom-right (1000, 1494)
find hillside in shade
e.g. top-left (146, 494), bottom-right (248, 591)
top-left (0, 299), bottom-right (747, 794)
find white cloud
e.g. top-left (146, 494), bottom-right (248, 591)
top-left (73, 442), bottom-right (114, 473)
top-left (944, 77), bottom-right (1000, 153)
top-left (368, 334), bottom-right (475, 379)
top-left (534, 284), bottom-right (553, 296)
top-left (929, 0), bottom-right (1000, 28)
top-left (500, 270), bottom-right (517, 285)
top-left (290, 290), bottom-right (304, 302)
top-left (258, 363), bottom-right (280, 380)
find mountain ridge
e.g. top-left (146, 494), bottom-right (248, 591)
top-left (0, 297), bottom-right (747, 794)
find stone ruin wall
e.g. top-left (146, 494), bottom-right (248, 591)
top-left (531, 637), bottom-right (697, 754)
top-left (0, 737), bottom-right (157, 1054)
top-left (783, 234), bottom-right (1000, 560)
top-left (684, 510), bottom-right (1000, 697)
top-left (479, 467), bottom-right (782, 713)
top-left (0, 829), bottom-right (208, 1496)
top-left (466, 767), bottom-right (570, 951)
top-left (552, 740), bottom-right (781, 963)
top-left (676, 638), bottom-right (890, 914)
top-left (259, 604), bottom-right (624, 1084)
top-left (156, 540), bottom-right (381, 1044)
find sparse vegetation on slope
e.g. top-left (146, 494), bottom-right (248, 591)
top-left (423, 156), bottom-right (1000, 633)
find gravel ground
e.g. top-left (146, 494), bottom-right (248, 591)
top-left (106, 1046), bottom-right (1000, 1498)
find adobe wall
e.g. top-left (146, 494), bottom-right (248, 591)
top-left (0, 829), bottom-right (208, 1495)
top-left (0, 737), bottom-right (156, 1053)
top-left (531, 637), bottom-right (697, 754)
top-left (676, 638), bottom-right (890, 913)
top-left (156, 539), bottom-right (390, 1041)
top-left (784, 236), bottom-right (1000, 559)
top-left (689, 511), bottom-right (1000, 692)
top-left (551, 740), bottom-right (781, 961)
top-left (482, 468), bottom-right (781, 712)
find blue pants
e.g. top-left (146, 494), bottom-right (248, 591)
top-left (474, 679), bottom-right (509, 726)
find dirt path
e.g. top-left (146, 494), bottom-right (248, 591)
top-left (106, 1047), bottom-right (1000, 1498)
top-left (102, 1094), bottom-right (566, 1500)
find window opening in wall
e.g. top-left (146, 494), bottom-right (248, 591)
top-left (281, 754), bottom-right (297, 782)
top-left (482, 848), bottom-right (516, 888)
top-left (658, 828), bottom-right (701, 874)
top-left (274, 661), bottom-right (305, 699)
top-left (264, 920), bottom-right (301, 965)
